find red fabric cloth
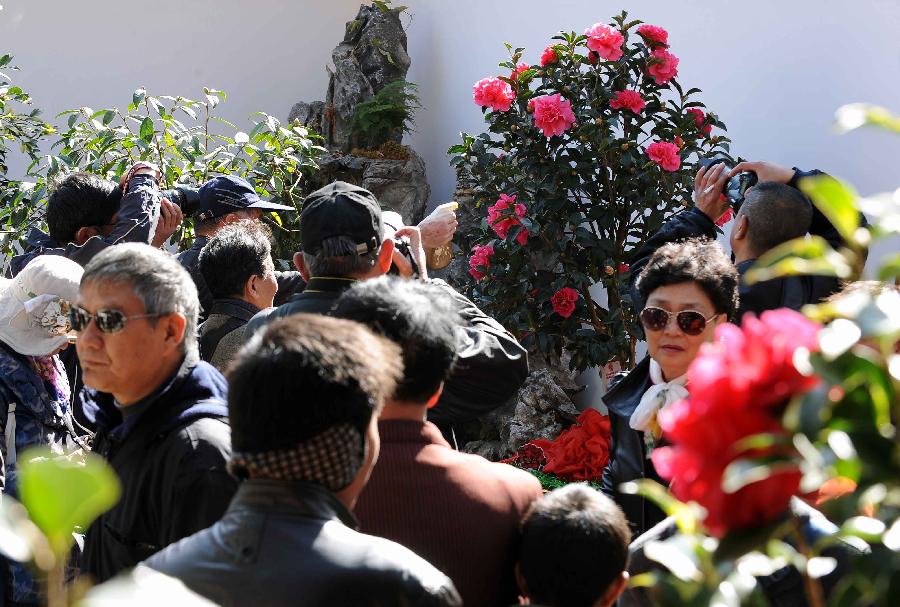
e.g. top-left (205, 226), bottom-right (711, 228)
top-left (355, 420), bottom-right (543, 607)
top-left (529, 408), bottom-right (611, 481)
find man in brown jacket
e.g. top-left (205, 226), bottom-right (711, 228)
top-left (334, 277), bottom-right (543, 607)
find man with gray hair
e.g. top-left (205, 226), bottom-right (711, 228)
top-left (72, 243), bottom-right (236, 583)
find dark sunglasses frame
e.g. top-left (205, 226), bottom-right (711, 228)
top-left (639, 306), bottom-right (721, 336)
top-left (68, 304), bottom-right (162, 334)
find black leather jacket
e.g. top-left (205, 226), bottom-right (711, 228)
top-left (599, 358), bottom-right (667, 538)
top-left (144, 479), bottom-right (462, 607)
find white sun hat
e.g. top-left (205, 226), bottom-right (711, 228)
top-left (0, 255), bottom-right (84, 356)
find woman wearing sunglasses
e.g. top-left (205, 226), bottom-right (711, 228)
top-left (600, 238), bottom-right (739, 537)
top-left (0, 255), bottom-right (88, 605)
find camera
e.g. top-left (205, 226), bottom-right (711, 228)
top-left (160, 185), bottom-right (201, 216)
top-left (392, 235), bottom-right (421, 278)
top-left (697, 157), bottom-right (758, 212)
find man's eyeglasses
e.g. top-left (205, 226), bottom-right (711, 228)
top-left (639, 307), bottom-right (721, 337)
top-left (68, 305), bottom-right (161, 334)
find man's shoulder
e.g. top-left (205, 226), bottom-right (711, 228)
top-left (339, 527), bottom-right (461, 604)
top-left (421, 444), bottom-right (543, 504)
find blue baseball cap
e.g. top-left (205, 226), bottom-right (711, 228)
top-left (194, 175), bottom-right (295, 221)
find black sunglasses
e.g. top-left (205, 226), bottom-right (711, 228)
top-left (68, 305), bottom-right (161, 334)
top-left (639, 307), bottom-right (720, 336)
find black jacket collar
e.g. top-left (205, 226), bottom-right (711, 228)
top-left (228, 479), bottom-right (359, 529)
top-left (208, 297), bottom-right (259, 321)
top-left (602, 356), bottom-right (652, 417)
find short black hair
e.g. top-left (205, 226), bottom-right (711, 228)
top-left (199, 220), bottom-right (272, 299)
top-left (227, 314), bottom-right (402, 454)
top-left (519, 484), bottom-right (631, 607)
top-left (637, 238), bottom-right (739, 320)
top-left (332, 276), bottom-right (459, 403)
top-left (47, 172), bottom-right (122, 243)
top-left (740, 181), bottom-right (813, 255)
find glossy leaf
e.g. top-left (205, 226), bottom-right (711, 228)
top-left (798, 175), bottom-right (862, 247)
top-left (745, 236), bottom-right (853, 284)
top-left (18, 448), bottom-right (121, 558)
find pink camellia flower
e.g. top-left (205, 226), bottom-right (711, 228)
top-left (473, 77), bottom-right (516, 112)
top-left (510, 62), bottom-right (530, 81)
top-left (584, 23), bottom-right (624, 61)
top-left (468, 244), bottom-right (495, 280)
top-left (487, 194), bottom-right (530, 244)
top-left (531, 93), bottom-right (577, 138)
top-left (686, 108), bottom-right (713, 136)
top-left (551, 287), bottom-right (579, 318)
top-left (636, 24), bottom-right (669, 47)
top-left (647, 49), bottom-right (679, 84)
top-left (609, 90), bottom-right (646, 115)
top-left (646, 141), bottom-right (681, 172)
top-left (540, 45), bottom-right (559, 67)
top-left (650, 309), bottom-right (820, 537)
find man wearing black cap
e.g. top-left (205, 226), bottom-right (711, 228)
top-left (245, 180), bottom-right (529, 446)
top-left (175, 174), bottom-right (304, 321)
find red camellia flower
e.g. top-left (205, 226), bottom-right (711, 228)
top-left (636, 24), bottom-right (669, 47)
top-left (586, 50), bottom-right (600, 64)
top-left (531, 93), bottom-right (577, 137)
top-left (530, 408), bottom-right (611, 481)
top-left (618, 263), bottom-right (630, 274)
top-left (583, 23), bottom-right (625, 61)
top-left (651, 309), bottom-right (821, 537)
top-left (487, 194), bottom-right (529, 244)
top-left (609, 90), bottom-right (646, 115)
top-left (646, 141), bottom-right (681, 172)
top-left (551, 287), bottom-right (579, 318)
top-left (540, 45), bottom-right (559, 67)
top-left (510, 62), bottom-right (530, 81)
top-left (687, 108), bottom-right (713, 136)
top-left (468, 244), bottom-right (495, 280)
top-left (647, 49), bottom-right (679, 84)
top-left (472, 77), bottom-right (515, 112)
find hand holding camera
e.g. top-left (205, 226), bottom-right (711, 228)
top-left (694, 157), bottom-right (759, 223)
top-left (391, 226), bottom-right (428, 280)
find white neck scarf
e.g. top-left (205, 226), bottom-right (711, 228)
top-left (628, 359), bottom-right (688, 435)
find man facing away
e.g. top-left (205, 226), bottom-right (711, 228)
top-left (629, 160), bottom-right (867, 323)
top-left (144, 314), bottom-right (461, 607)
top-left (246, 180), bottom-right (529, 443)
top-left (517, 484), bottom-right (631, 607)
top-left (74, 243), bottom-right (236, 583)
top-left (197, 220), bottom-right (277, 371)
top-left (334, 276), bottom-right (543, 607)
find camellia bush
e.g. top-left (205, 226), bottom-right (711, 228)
top-left (0, 78), bottom-right (326, 270)
top-left (450, 11), bottom-right (732, 371)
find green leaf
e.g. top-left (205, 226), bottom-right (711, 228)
top-left (0, 495), bottom-right (53, 570)
top-left (139, 117), bottom-right (154, 142)
top-left (877, 253), bottom-right (900, 281)
top-left (798, 175), bottom-right (862, 246)
top-left (745, 236), bottom-right (853, 284)
top-left (721, 458), bottom-right (799, 494)
top-left (18, 448), bottom-right (121, 558)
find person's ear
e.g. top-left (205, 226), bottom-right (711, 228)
top-left (375, 238), bottom-right (395, 275)
top-left (161, 312), bottom-right (187, 353)
top-left (597, 571), bottom-right (629, 607)
top-left (74, 226), bottom-right (101, 246)
top-left (293, 252), bottom-right (310, 281)
top-left (733, 214), bottom-right (749, 241)
top-left (425, 383), bottom-right (444, 409)
top-left (222, 212), bottom-right (241, 225)
top-left (244, 274), bottom-right (260, 300)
